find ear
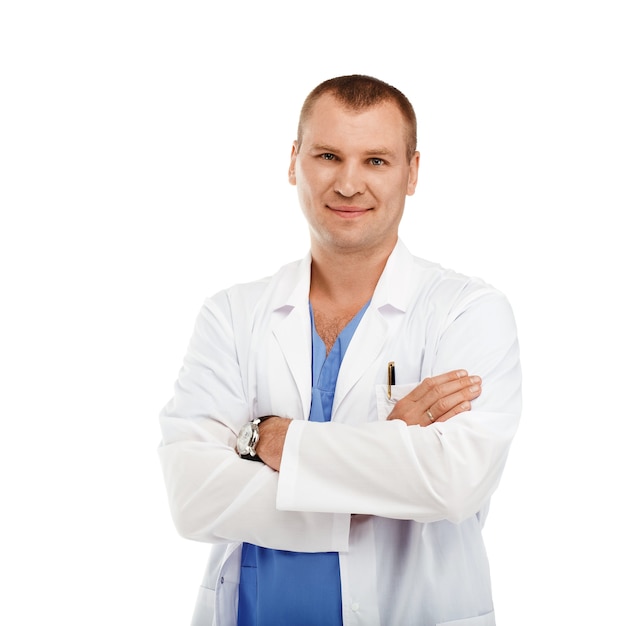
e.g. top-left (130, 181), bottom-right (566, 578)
top-left (288, 141), bottom-right (298, 186)
top-left (406, 151), bottom-right (420, 196)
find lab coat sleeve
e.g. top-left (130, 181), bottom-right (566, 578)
top-left (276, 289), bottom-right (522, 523)
top-left (158, 292), bottom-right (351, 551)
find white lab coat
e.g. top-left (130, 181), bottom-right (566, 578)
top-left (159, 240), bottom-right (522, 626)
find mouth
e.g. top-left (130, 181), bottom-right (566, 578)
top-left (327, 205), bottom-right (372, 218)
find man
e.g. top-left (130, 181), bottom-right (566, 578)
top-left (159, 75), bottom-right (521, 626)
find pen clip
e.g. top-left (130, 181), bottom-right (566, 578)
top-left (387, 361), bottom-right (395, 399)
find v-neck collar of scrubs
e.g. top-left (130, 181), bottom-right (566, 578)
top-left (309, 300), bottom-right (371, 423)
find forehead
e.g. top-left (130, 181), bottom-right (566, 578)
top-left (300, 94), bottom-right (408, 150)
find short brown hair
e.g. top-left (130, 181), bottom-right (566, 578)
top-left (297, 75), bottom-right (417, 162)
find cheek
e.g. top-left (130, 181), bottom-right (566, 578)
top-left (298, 170), bottom-right (329, 201)
top-left (297, 184), bottom-right (316, 214)
top-left (387, 173), bottom-right (413, 202)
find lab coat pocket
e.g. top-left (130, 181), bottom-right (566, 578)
top-left (436, 610), bottom-right (496, 626)
top-left (375, 382), bottom-right (419, 420)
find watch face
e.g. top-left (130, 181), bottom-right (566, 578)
top-left (236, 423), bottom-right (253, 455)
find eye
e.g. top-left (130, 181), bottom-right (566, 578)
top-left (369, 157), bottom-right (385, 166)
top-left (320, 153), bottom-right (336, 161)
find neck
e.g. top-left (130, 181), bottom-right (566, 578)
top-left (309, 239), bottom-right (396, 310)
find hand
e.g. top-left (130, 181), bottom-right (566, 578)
top-left (255, 416), bottom-right (292, 471)
top-left (387, 369), bottom-right (481, 427)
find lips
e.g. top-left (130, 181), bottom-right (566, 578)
top-left (327, 205), bottom-right (371, 217)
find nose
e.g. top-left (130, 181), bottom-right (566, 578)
top-left (334, 161), bottom-right (365, 197)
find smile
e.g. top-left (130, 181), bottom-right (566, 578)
top-left (327, 205), bottom-right (372, 218)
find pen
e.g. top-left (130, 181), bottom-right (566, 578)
top-left (387, 361), bottom-right (395, 399)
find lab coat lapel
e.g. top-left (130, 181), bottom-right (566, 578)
top-left (332, 309), bottom-right (388, 414)
top-left (270, 256), bottom-right (312, 421)
top-left (272, 303), bottom-right (312, 421)
top-left (332, 240), bottom-right (414, 418)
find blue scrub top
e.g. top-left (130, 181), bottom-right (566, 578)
top-left (237, 302), bottom-right (370, 626)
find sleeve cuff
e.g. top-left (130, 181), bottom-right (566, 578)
top-left (276, 420), bottom-right (351, 552)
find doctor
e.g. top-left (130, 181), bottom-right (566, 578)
top-left (159, 75), bottom-right (522, 626)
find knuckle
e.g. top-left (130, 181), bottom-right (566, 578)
top-left (426, 379), bottom-right (448, 402)
top-left (462, 385), bottom-right (476, 399)
top-left (422, 377), bottom-right (436, 391)
top-left (455, 401), bottom-right (471, 414)
top-left (437, 396), bottom-right (452, 412)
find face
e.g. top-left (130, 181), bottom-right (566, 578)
top-left (289, 93), bottom-right (419, 257)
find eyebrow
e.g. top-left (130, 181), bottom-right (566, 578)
top-left (309, 144), bottom-right (340, 153)
top-left (363, 147), bottom-right (395, 157)
top-left (309, 143), bottom-right (397, 157)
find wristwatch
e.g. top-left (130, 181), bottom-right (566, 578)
top-left (236, 416), bottom-right (273, 461)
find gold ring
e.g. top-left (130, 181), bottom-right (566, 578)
top-left (426, 409), bottom-right (435, 423)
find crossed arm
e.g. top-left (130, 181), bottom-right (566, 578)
top-left (160, 287), bottom-right (520, 546)
top-left (256, 369), bottom-right (482, 471)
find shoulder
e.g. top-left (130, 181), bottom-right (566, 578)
top-left (393, 241), bottom-right (506, 302)
top-left (392, 241), bottom-right (514, 324)
top-left (200, 255), bottom-right (310, 321)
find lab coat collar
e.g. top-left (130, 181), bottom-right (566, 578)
top-left (273, 239), bottom-right (416, 313)
top-left (269, 252), bottom-right (313, 419)
top-left (270, 239), bottom-right (418, 421)
top-left (276, 251), bottom-right (312, 311)
top-left (369, 238), bottom-right (416, 313)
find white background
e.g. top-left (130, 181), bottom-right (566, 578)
top-left (1, 1), bottom-right (624, 624)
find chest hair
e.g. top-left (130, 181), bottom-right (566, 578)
top-left (313, 309), bottom-right (360, 356)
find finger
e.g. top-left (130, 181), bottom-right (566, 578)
top-left (436, 400), bottom-right (472, 423)
top-left (389, 380), bottom-right (480, 426)
top-left (427, 380), bottom-right (481, 420)
top-left (403, 370), bottom-right (468, 402)
top-left (412, 375), bottom-right (481, 417)
top-left (387, 371), bottom-right (481, 426)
